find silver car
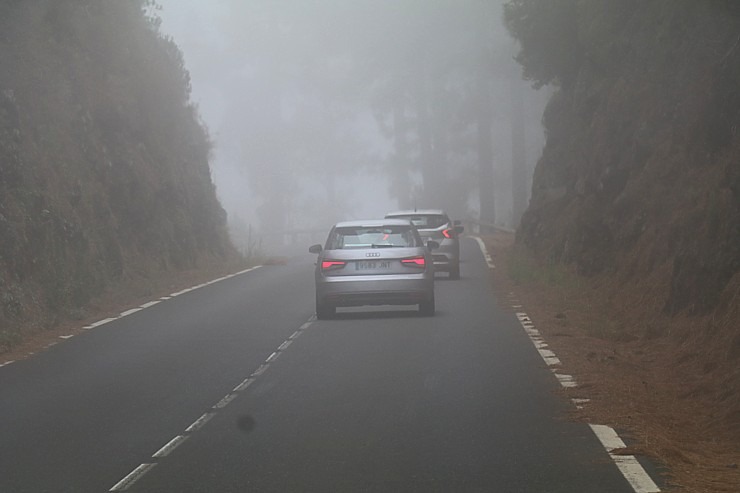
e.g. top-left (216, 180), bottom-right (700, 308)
top-left (384, 209), bottom-right (464, 279)
top-left (309, 219), bottom-right (437, 319)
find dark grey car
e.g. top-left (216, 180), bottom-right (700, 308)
top-left (309, 219), bottom-right (437, 319)
top-left (384, 209), bottom-right (464, 279)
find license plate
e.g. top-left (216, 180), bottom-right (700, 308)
top-left (355, 260), bottom-right (392, 271)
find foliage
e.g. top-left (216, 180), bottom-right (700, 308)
top-left (0, 0), bottom-right (238, 344)
top-left (506, 245), bottom-right (581, 289)
top-left (505, 0), bottom-right (740, 321)
top-left (503, 0), bottom-right (583, 88)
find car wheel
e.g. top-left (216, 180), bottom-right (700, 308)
top-left (449, 263), bottom-right (460, 280)
top-left (419, 293), bottom-right (435, 316)
top-left (316, 299), bottom-right (336, 320)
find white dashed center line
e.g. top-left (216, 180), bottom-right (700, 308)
top-left (108, 313), bottom-right (315, 491)
top-left (152, 435), bottom-right (189, 458)
top-left (109, 463), bottom-right (157, 492)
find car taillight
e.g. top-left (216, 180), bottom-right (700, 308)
top-left (401, 256), bottom-right (426, 268)
top-left (321, 260), bottom-right (346, 271)
top-left (442, 228), bottom-right (454, 239)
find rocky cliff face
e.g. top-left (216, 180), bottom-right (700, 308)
top-left (516, 0), bottom-right (739, 322)
top-left (0, 1), bottom-right (238, 345)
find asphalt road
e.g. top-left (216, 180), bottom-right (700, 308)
top-left (0, 238), bottom-right (639, 492)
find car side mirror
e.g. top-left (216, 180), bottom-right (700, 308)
top-left (426, 240), bottom-right (440, 250)
top-left (309, 244), bottom-right (323, 254)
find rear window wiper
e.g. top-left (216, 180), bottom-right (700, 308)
top-left (371, 243), bottom-right (395, 248)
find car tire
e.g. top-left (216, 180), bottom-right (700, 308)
top-left (316, 299), bottom-right (336, 320)
top-left (419, 293), bottom-right (435, 316)
top-left (449, 263), bottom-right (460, 280)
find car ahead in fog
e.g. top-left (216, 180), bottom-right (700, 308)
top-left (384, 209), bottom-right (464, 279)
top-left (309, 219), bottom-right (438, 319)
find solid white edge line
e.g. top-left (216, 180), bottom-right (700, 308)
top-left (475, 222), bottom-right (662, 493)
top-left (119, 308), bottom-right (142, 317)
top-left (521, 310), bottom-right (660, 491)
top-left (109, 463), bottom-right (156, 491)
top-left (590, 424), bottom-right (661, 492)
top-left (235, 266), bottom-right (261, 275)
top-left (41, 263), bottom-right (272, 466)
top-left (471, 235), bottom-right (496, 269)
top-left (152, 435), bottom-right (189, 458)
top-left (88, 317), bottom-right (117, 328)
top-left (3, 265), bottom-right (266, 369)
top-left (167, 267), bottom-right (264, 298)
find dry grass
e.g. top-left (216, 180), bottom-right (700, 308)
top-left (484, 231), bottom-right (740, 492)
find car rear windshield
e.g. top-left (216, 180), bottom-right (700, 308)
top-left (327, 226), bottom-right (422, 249)
top-left (387, 214), bottom-right (449, 229)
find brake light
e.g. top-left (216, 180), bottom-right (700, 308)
top-left (401, 256), bottom-right (426, 267)
top-left (321, 260), bottom-right (346, 271)
top-left (442, 228), bottom-right (454, 239)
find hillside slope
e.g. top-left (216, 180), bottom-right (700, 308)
top-left (505, 0), bottom-right (740, 482)
top-left (0, 1), bottom-right (240, 348)
top-left (508, 2), bottom-right (739, 363)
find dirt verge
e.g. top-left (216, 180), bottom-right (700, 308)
top-left (483, 231), bottom-right (740, 493)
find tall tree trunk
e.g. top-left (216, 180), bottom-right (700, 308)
top-left (255, 20), bottom-right (287, 243)
top-left (511, 78), bottom-right (527, 227)
top-left (414, 65), bottom-right (435, 208)
top-left (475, 1), bottom-right (496, 228)
top-left (390, 101), bottom-right (412, 209)
top-left (476, 72), bottom-right (496, 228)
top-left (430, 95), bottom-right (450, 210)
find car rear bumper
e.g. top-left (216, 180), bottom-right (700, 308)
top-left (431, 251), bottom-right (458, 271)
top-left (316, 274), bottom-right (434, 307)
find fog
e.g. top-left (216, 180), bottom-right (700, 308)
top-left (156, 0), bottom-right (547, 253)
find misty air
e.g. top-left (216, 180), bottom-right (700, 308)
top-left (0, 1), bottom-right (738, 492)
